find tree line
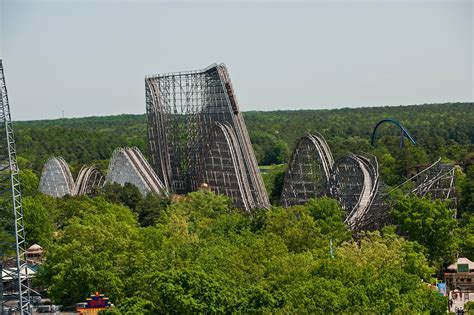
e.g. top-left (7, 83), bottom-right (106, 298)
top-left (14, 102), bottom-right (473, 171)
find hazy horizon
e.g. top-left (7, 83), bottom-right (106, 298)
top-left (1, 0), bottom-right (472, 121)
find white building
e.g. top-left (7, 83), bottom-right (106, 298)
top-left (445, 257), bottom-right (474, 312)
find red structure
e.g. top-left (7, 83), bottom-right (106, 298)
top-left (76, 292), bottom-right (113, 314)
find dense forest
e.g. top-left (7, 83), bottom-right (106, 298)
top-left (12, 102), bottom-right (474, 313)
top-left (15, 102), bottom-right (473, 172)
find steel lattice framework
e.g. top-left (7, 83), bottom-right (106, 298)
top-left (281, 133), bottom-right (389, 230)
top-left (392, 157), bottom-right (457, 208)
top-left (146, 63), bottom-right (269, 211)
top-left (280, 133), bottom-right (334, 207)
top-left (0, 60), bottom-right (32, 314)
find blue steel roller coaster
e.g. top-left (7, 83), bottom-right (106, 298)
top-left (371, 118), bottom-right (416, 148)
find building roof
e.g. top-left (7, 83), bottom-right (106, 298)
top-left (26, 244), bottom-right (43, 253)
top-left (2, 266), bottom-right (36, 280)
top-left (447, 257), bottom-right (474, 271)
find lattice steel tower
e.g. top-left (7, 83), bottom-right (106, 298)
top-left (0, 60), bottom-right (31, 314)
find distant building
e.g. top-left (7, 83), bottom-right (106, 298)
top-left (25, 244), bottom-right (44, 265)
top-left (445, 257), bottom-right (474, 312)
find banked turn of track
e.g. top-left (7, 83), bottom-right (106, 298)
top-left (280, 133), bottom-right (389, 230)
top-left (330, 153), bottom-right (388, 230)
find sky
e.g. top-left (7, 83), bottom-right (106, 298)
top-left (0, 0), bottom-right (472, 121)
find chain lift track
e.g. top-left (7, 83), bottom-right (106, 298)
top-left (0, 60), bottom-right (32, 314)
top-left (146, 64), bottom-right (269, 211)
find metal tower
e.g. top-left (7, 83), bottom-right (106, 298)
top-left (0, 60), bottom-right (31, 314)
